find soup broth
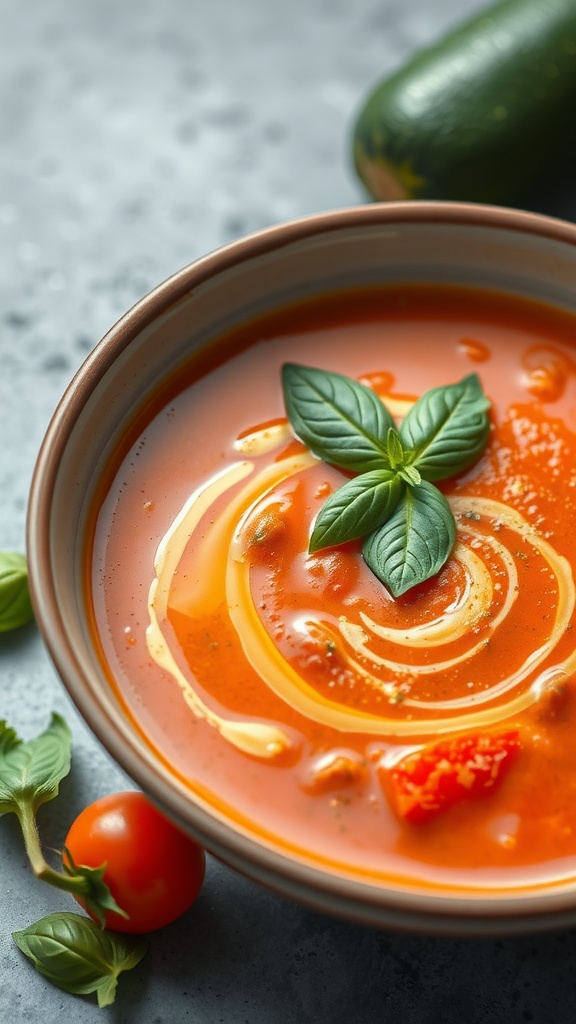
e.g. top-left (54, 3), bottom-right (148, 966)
top-left (90, 285), bottom-right (576, 892)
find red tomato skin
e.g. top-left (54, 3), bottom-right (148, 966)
top-left (64, 791), bottom-right (206, 933)
top-left (385, 730), bottom-right (521, 825)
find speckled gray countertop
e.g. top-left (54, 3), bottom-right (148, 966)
top-left (2, 0), bottom-right (576, 1021)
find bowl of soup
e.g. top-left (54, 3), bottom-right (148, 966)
top-left (27, 201), bottom-right (576, 935)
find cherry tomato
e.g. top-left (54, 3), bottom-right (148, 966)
top-left (384, 729), bottom-right (521, 824)
top-left (64, 790), bottom-right (206, 933)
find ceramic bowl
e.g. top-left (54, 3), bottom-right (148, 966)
top-left (27, 201), bottom-right (576, 935)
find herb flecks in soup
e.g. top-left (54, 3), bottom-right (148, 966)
top-left (91, 286), bottom-right (576, 890)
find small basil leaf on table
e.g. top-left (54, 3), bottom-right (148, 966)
top-left (0, 551), bottom-right (34, 631)
top-left (12, 912), bottom-right (147, 1008)
top-left (363, 480), bottom-right (456, 597)
top-left (310, 470), bottom-right (404, 551)
top-left (399, 373), bottom-right (491, 481)
top-left (0, 712), bottom-right (71, 816)
top-left (282, 363), bottom-right (396, 472)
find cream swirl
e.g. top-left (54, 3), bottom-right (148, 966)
top-left (146, 431), bottom-right (576, 752)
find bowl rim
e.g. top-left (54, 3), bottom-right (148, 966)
top-left (26, 200), bottom-right (576, 935)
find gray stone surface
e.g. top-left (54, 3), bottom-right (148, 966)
top-left (1, 0), bottom-right (576, 1020)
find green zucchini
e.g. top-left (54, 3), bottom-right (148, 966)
top-left (352, 0), bottom-right (576, 205)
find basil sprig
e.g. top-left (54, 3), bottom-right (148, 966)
top-left (282, 364), bottom-right (490, 597)
top-left (2, 714), bottom-right (143, 1006)
top-left (0, 714), bottom-right (126, 924)
top-left (13, 912), bottom-right (146, 1008)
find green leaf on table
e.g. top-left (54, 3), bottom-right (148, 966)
top-left (0, 712), bottom-right (71, 815)
top-left (12, 912), bottom-right (147, 1008)
top-left (0, 551), bottom-right (34, 632)
top-left (362, 480), bottom-right (456, 597)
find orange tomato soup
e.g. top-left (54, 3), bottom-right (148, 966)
top-left (89, 285), bottom-right (576, 892)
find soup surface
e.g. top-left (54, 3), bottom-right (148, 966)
top-left (90, 285), bottom-right (576, 892)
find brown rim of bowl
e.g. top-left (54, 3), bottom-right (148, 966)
top-left (26, 200), bottom-right (576, 935)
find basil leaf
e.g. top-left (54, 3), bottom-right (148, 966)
top-left (399, 373), bottom-right (490, 481)
top-left (0, 551), bottom-right (34, 632)
top-left (310, 470), bottom-right (404, 551)
top-left (0, 719), bottom-right (21, 757)
top-left (12, 912), bottom-right (147, 1008)
top-left (362, 481), bottom-right (456, 597)
top-left (0, 712), bottom-right (71, 815)
top-left (282, 363), bottom-right (395, 472)
top-left (399, 464), bottom-right (421, 487)
top-left (386, 427), bottom-right (404, 469)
